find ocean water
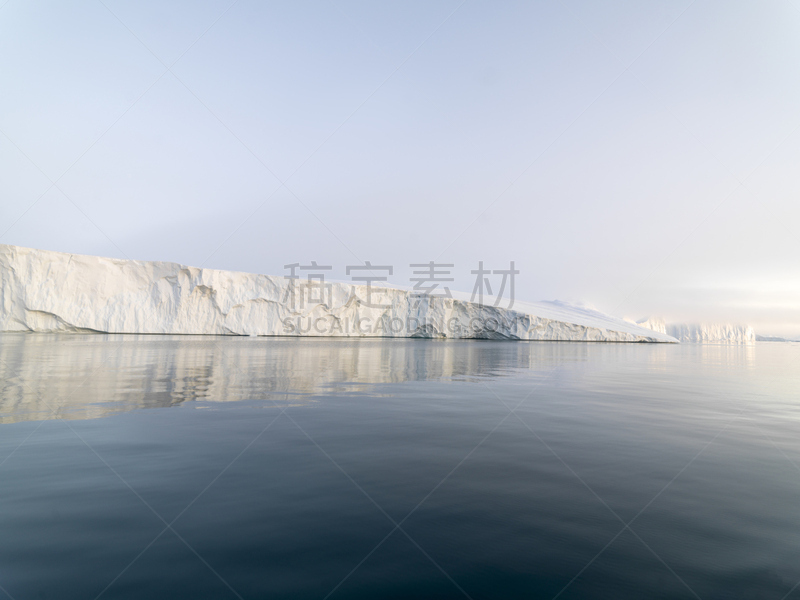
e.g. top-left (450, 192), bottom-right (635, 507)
top-left (1, 334), bottom-right (799, 600)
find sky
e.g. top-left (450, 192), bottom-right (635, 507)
top-left (2, 0), bottom-right (799, 337)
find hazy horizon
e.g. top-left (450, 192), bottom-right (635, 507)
top-left (2, 1), bottom-right (799, 336)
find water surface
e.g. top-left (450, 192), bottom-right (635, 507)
top-left (1, 334), bottom-right (799, 599)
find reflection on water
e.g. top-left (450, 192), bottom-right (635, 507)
top-left (0, 334), bottom-right (531, 423)
top-left (0, 333), bottom-right (686, 424)
top-left (0, 334), bottom-right (768, 424)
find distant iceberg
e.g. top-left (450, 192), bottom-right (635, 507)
top-left (755, 335), bottom-right (793, 342)
top-left (0, 245), bottom-right (676, 342)
top-left (666, 323), bottom-right (755, 344)
top-left (632, 316), bottom-right (755, 344)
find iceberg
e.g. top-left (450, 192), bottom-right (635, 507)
top-left (665, 323), bottom-right (755, 344)
top-left (755, 335), bottom-right (793, 342)
top-left (633, 316), bottom-right (755, 344)
top-left (0, 245), bottom-right (677, 342)
top-left (634, 317), bottom-right (667, 335)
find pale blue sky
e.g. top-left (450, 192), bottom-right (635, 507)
top-left (2, 0), bottom-right (800, 335)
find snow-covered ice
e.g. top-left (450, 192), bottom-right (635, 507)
top-left (633, 317), bottom-right (755, 344)
top-left (0, 245), bottom-right (677, 342)
top-left (665, 323), bottom-right (755, 344)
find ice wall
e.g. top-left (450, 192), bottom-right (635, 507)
top-left (0, 245), bottom-right (677, 343)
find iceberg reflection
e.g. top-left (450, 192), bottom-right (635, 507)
top-left (0, 334), bottom-right (764, 425)
top-left (1, 334), bottom-right (585, 424)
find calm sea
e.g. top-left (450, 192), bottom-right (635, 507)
top-left (1, 334), bottom-right (799, 599)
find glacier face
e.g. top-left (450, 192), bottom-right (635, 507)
top-left (665, 323), bottom-right (756, 344)
top-left (0, 245), bottom-right (676, 342)
top-left (633, 316), bottom-right (755, 344)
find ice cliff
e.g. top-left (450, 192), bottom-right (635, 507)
top-left (665, 323), bottom-right (755, 344)
top-left (0, 245), bottom-right (676, 342)
top-left (632, 316), bottom-right (755, 344)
